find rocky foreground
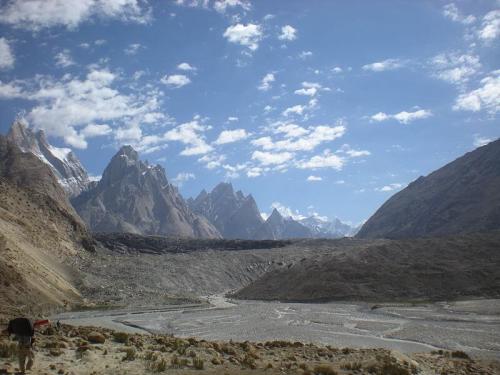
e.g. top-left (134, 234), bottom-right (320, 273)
top-left (1, 324), bottom-right (499, 375)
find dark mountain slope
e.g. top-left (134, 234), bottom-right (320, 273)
top-left (357, 139), bottom-right (500, 239)
top-left (254, 209), bottom-right (313, 240)
top-left (233, 231), bottom-right (500, 302)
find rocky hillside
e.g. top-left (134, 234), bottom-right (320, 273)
top-left (72, 146), bottom-right (220, 239)
top-left (357, 139), bottom-right (500, 239)
top-left (188, 183), bottom-right (264, 239)
top-left (255, 209), bottom-right (313, 240)
top-left (233, 231), bottom-right (500, 302)
top-left (7, 121), bottom-right (90, 197)
top-left (0, 136), bottom-right (94, 320)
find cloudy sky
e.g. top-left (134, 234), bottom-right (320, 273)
top-left (0, 0), bottom-right (499, 224)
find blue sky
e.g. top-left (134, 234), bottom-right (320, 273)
top-left (0, 0), bottom-right (499, 224)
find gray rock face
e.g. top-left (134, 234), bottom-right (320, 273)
top-left (254, 209), bottom-right (313, 240)
top-left (7, 121), bottom-right (90, 197)
top-left (357, 139), bottom-right (500, 239)
top-left (188, 182), bottom-right (264, 239)
top-left (72, 145), bottom-right (221, 239)
top-left (299, 216), bottom-right (359, 238)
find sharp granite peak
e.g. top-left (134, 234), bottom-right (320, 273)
top-left (255, 208), bottom-right (313, 240)
top-left (72, 145), bottom-right (221, 239)
top-left (188, 182), bottom-right (265, 239)
top-left (7, 121), bottom-right (91, 197)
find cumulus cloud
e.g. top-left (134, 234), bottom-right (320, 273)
top-left (161, 74), bottom-right (191, 88)
top-left (258, 73), bottom-right (275, 91)
top-left (0, 38), bottom-right (14, 70)
top-left (164, 120), bottom-right (213, 156)
top-left (0, 0), bottom-right (151, 31)
top-left (294, 82), bottom-right (328, 97)
top-left (362, 58), bottom-right (403, 72)
top-left (282, 98), bottom-right (318, 118)
top-left (0, 69), bottom-right (165, 149)
top-left (442, 3), bottom-right (476, 24)
top-left (473, 135), bottom-right (493, 148)
top-left (81, 123), bottom-right (112, 137)
top-left (376, 183), bottom-right (404, 192)
top-left (453, 70), bottom-right (500, 114)
top-left (124, 43), bottom-right (142, 55)
top-left (430, 52), bottom-right (481, 85)
top-left (251, 150), bottom-right (293, 165)
top-left (296, 150), bottom-right (344, 170)
top-left (214, 128), bottom-right (249, 145)
top-left (54, 49), bottom-right (75, 68)
top-left (278, 25), bottom-right (297, 41)
top-left (213, 0), bottom-right (250, 13)
top-left (370, 109), bottom-right (433, 124)
top-left (252, 124), bottom-right (345, 153)
top-left (306, 175), bottom-right (322, 182)
top-left (270, 202), bottom-right (305, 220)
top-left (172, 172), bottom-right (195, 186)
top-left (177, 62), bottom-right (196, 71)
top-left (478, 10), bottom-right (500, 42)
top-left (223, 23), bottom-right (263, 51)
top-left (337, 144), bottom-right (371, 157)
top-left (299, 51), bottom-right (313, 59)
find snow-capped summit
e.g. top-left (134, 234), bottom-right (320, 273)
top-left (299, 214), bottom-right (359, 238)
top-left (7, 120), bottom-right (91, 197)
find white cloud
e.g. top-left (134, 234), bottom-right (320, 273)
top-left (0, 38), bottom-right (14, 70)
top-left (453, 70), bottom-right (500, 114)
top-left (430, 53), bottom-right (480, 85)
top-left (362, 58), bottom-right (403, 72)
top-left (177, 62), bottom-right (196, 71)
top-left (294, 82), bottom-right (328, 97)
top-left (213, 0), bottom-right (250, 13)
top-left (337, 144), bottom-right (371, 157)
top-left (160, 74), bottom-right (191, 88)
top-left (331, 66), bottom-right (343, 74)
top-left (282, 98), bottom-right (318, 118)
top-left (442, 3), bottom-right (476, 24)
top-left (54, 49), bottom-right (75, 68)
top-left (164, 120), bottom-right (213, 156)
top-left (0, 69), bottom-right (165, 149)
top-left (299, 51), bottom-right (313, 59)
top-left (478, 10), bottom-right (500, 42)
top-left (0, 0), bottom-right (151, 31)
top-left (227, 116), bottom-right (238, 122)
top-left (214, 128), bottom-right (249, 145)
top-left (258, 73), bottom-right (275, 91)
top-left (252, 124), bottom-right (345, 153)
top-left (376, 183), bottom-right (404, 192)
top-left (81, 123), bottom-right (112, 137)
top-left (246, 166), bottom-right (263, 178)
top-left (172, 172), bottom-right (195, 186)
top-left (124, 43), bottom-right (142, 55)
top-left (307, 175), bottom-right (322, 182)
top-left (198, 153), bottom-right (226, 169)
top-left (370, 109), bottom-right (433, 124)
top-left (278, 25), bottom-right (297, 41)
top-left (251, 150), bottom-right (293, 165)
top-left (223, 23), bottom-right (263, 51)
top-left (296, 150), bottom-right (344, 170)
top-left (473, 135), bottom-right (493, 148)
top-left (270, 202), bottom-right (306, 220)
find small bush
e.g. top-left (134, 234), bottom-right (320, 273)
top-left (113, 332), bottom-right (129, 344)
top-left (342, 361), bottom-right (362, 371)
top-left (313, 364), bottom-right (338, 375)
top-left (451, 350), bottom-right (470, 359)
top-left (122, 346), bottom-right (136, 361)
top-left (241, 354), bottom-right (257, 369)
top-left (192, 357), bottom-right (204, 370)
top-left (0, 341), bottom-right (18, 358)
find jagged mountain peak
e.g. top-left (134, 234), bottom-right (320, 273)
top-left (7, 121), bottom-right (90, 197)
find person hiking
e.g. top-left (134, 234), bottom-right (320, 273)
top-left (5, 317), bottom-right (35, 374)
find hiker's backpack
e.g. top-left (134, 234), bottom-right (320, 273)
top-left (7, 317), bottom-right (34, 336)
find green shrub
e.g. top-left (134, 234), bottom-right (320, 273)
top-left (451, 350), bottom-right (470, 359)
top-left (313, 364), bottom-right (338, 375)
top-left (122, 346), bottom-right (136, 361)
top-left (192, 357), bottom-right (204, 370)
top-left (113, 332), bottom-right (129, 344)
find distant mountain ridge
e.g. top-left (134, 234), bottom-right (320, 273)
top-left (254, 208), bottom-right (313, 240)
top-left (357, 139), bottom-right (500, 239)
top-left (72, 146), bottom-right (221, 238)
top-left (7, 121), bottom-right (90, 197)
top-left (188, 182), bottom-right (264, 239)
top-left (299, 215), bottom-right (360, 238)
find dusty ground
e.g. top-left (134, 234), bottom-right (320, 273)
top-left (1, 324), bottom-right (498, 375)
